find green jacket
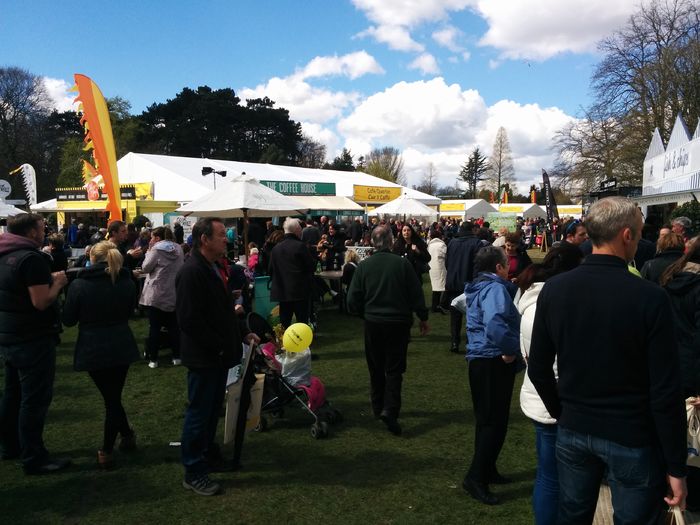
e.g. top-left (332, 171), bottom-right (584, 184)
top-left (346, 250), bottom-right (428, 324)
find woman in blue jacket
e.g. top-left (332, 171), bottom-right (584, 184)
top-left (462, 246), bottom-right (520, 506)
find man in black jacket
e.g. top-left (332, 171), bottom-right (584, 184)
top-left (528, 197), bottom-right (687, 521)
top-left (176, 217), bottom-right (258, 496)
top-left (443, 221), bottom-right (484, 353)
top-left (269, 218), bottom-right (317, 327)
top-left (0, 213), bottom-right (70, 475)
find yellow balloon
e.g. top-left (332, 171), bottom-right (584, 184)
top-left (282, 323), bottom-right (313, 353)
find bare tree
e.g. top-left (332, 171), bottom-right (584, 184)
top-left (484, 127), bottom-right (515, 193)
top-left (592, 0), bottom-right (700, 159)
top-left (297, 134), bottom-right (327, 168)
top-left (414, 162), bottom-right (439, 194)
top-left (364, 146), bottom-right (406, 185)
top-left (458, 147), bottom-right (489, 198)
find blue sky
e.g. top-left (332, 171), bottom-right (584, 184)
top-left (1, 0), bottom-right (639, 191)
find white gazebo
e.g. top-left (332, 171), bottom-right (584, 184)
top-left (367, 194), bottom-right (439, 219)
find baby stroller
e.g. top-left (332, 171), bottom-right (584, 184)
top-left (245, 313), bottom-right (342, 439)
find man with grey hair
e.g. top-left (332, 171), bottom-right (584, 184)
top-left (672, 216), bottom-right (692, 243)
top-left (346, 225), bottom-right (429, 436)
top-left (528, 197), bottom-right (687, 521)
top-left (269, 217), bottom-right (316, 328)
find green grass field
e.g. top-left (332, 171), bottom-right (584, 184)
top-left (0, 262), bottom-right (546, 525)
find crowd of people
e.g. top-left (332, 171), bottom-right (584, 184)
top-left (0, 202), bottom-right (698, 521)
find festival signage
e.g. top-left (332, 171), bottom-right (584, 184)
top-left (440, 202), bottom-right (464, 212)
top-left (353, 185), bottom-right (402, 203)
top-left (259, 180), bottom-right (335, 196)
top-left (56, 185), bottom-right (137, 202)
top-left (486, 212), bottom-right (518, 232)
top-left (73, 74), bottom-right (122, 220)
top-left (542, 169), bottom-right (559, 226)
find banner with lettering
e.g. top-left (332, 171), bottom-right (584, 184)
top-left (353, 185), bottom-right (402, 203)
top-left (542, 169), bottom-right (559, 226)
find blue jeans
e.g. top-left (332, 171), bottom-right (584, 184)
top-left (0, 337), bottom-right (57, 469)
top-left (533, 422), bottom-right (558, 525)
top-left (556, 427), bottom-right (665, 524)
top-left (181, 367), bottom-right (227, 479)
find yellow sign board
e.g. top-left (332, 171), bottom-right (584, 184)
top-left (353, 185), bottom-right (401, 203)
top-left (498, 205), bottom-right (525, 213)
top-left (440, 202), bottom-right (464, 212)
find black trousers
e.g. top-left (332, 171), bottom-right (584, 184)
top-left (279, 299), bottom-right (310, 328)
top-left (466, 357), bottom-right (516, 484)
top-left (146, 306), bottom-right (180, 361)
top-left (364, 320), bottom-right (410, 419)
top-left (441, 290), bottom-right (464, 348)
top-left (88, 365), bottom-right (132, 453)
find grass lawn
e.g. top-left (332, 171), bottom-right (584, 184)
top-left (0, 258), bottom-right (546, 525)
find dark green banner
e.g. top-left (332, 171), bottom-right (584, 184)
top-left (260, 180), bottom-right (336, 196)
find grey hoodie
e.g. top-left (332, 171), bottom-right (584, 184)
top-left (139, 240), bottom-right (184, 311)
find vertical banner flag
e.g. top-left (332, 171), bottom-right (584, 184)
top-left (542, 169), bottom-right (559, 226)
top-left (72, 74), bottom-right (122, 221)
top-left (530, 185), bottom-right (537, 204)
top-left (8, 164), bottom-right (37, 206)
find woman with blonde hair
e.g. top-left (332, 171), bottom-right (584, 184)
top-left (640, 232), bottom-right (685, 284)
top-left (62, 241), bottom-right (140, 469)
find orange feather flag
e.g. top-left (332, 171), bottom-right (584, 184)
top-left (73, 74), bottom-right (122, 221)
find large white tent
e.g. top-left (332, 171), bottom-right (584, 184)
top-left (117, 152), bottom-right (440, 206)
top-left (367, 194), bottom-right (439, 219)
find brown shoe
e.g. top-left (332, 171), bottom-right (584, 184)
top-left (119, 430), bottom-right (137, 452)
top-left (97, 450), bottom-right (113, 470)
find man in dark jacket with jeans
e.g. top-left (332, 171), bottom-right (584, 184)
top-left (176, 217), bottom-right (258, 496)
top-left (0, 213), bottom-right (70, 475)
top-left (444, 221), bottom-right (485, 353)
top-left (529, 197), bottom-right (687, 521)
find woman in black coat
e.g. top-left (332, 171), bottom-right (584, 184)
top-left (392, 223), bottom-right (431, 279)
top-left (661, 237), bottom-right (700, 510)
top-left (641, 232), bottom-right (685, 284)
top-left (62, 241), bottom-right (140, 469)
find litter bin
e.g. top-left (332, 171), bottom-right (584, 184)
top-left (253, 276), bottom-right (278, 319)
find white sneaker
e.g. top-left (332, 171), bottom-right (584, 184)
top-left (172, 358), bottom-right (182, 366)
top-left (148, 361), bottom-right (158, 369)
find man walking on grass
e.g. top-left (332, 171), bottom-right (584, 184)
top-left (346, 225), bottom-right (429, 436)
top-left (528, 197), bottom-right (687, 522)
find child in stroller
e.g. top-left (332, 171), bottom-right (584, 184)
top-left (246, 313), bottom-right (341, 439)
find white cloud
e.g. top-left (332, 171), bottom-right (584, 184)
top-left (300, 121), bottom-right (339, 159)
top-left (240, 76), bottom-right (359, 124)
top-left (408, 53), bottom-right (440, 75)
top-left (42, 77), bottom-right (77, 112)
top-left (355, 25), bottom-right (424, 52)
top-left (337, 78), bottom-right (575, 189)
top-left (339, 77), bottom-right (487, 149)
top-left (351, 0), bottom-right (472, 28)
top-left (474, 0), bottom-right (638, 60)
top-left (240, 52), bottom-right (384, 124)
top-left (432, 25), bottom-right (463, 52)
top-left (296, 51), bottom-right (384, 80)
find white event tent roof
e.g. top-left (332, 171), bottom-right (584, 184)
top-left (116, 152), bottom-right (440, 206)
top-left (367, 194), bottom-right (439, 219)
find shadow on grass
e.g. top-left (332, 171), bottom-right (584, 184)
top-left (0, 470), bottom-right (165, 521)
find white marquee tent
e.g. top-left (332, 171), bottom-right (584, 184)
top-left (367, 194), bottom-right (439, 219)
top-left (117, 152), bottom-right (440, 207)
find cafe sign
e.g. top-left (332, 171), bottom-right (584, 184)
top-left (353, 185), bottom-right (402, 203)
top-left (260, 180), bottom-right (336, 196)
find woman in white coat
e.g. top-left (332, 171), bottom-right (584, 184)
top-left (516, 244), bottom-right (582, 525)
top-left (427, 228), bottom-right (447, 313)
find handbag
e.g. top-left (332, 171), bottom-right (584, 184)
top-left (686, 397), bottom-right (700, 468)
top-left (665, 505), bottom-right (686, 525)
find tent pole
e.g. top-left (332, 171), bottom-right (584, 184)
top-left (243, 208), bottom-right (249, 260)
